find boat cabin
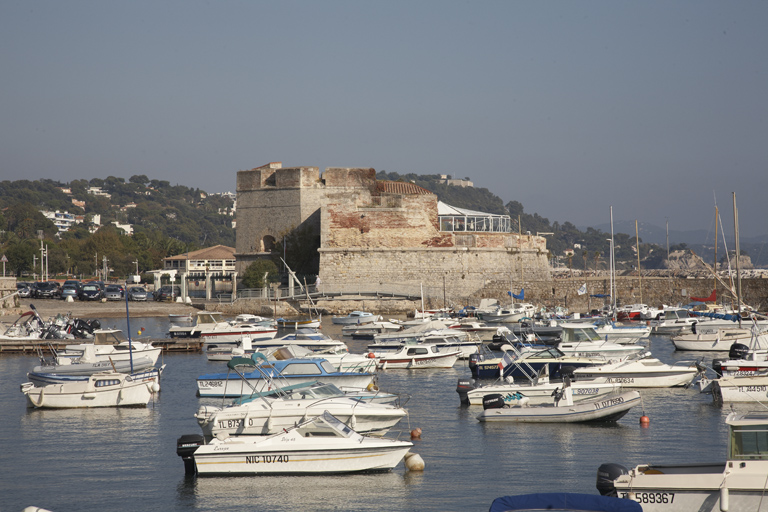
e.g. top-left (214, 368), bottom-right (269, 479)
top-left (728, 411), bottom-right (768, 460)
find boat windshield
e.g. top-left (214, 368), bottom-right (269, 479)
top-left (730, 424), bottom-right (768, 460)
top-left (563, 327), bottom-right (602, 343)
top-left (284, 383), bottom-right (343, 400)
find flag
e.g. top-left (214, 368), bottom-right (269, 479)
top-left (577, 283), bottom-right (587, 295)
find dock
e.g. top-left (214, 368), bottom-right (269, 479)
top-left (0, 337), bottom-right (202, 354)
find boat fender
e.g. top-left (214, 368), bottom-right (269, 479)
top-left (720, 486), bottom-right (729, 511)
top-left (595, 463), bottom-right (628, 496)
top-left (482, 393), bottom-right (506, 410)
top-left (404, 452), bottom-right (425, 471)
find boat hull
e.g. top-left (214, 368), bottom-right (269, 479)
top-left (378, 352), bottom-right (460, 369)
top-left (21, 374), bottom-right (154, 408)
top-left (711, 375), bottom-right (768, 403)
top-left (462, 382), bottom-right (623, 406)
top-left (477, 391), bottom-right (641, 423)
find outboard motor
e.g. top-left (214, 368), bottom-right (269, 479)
top-left (456, 378), bottom-right (477, 404)
top-left (596, 463), bottom-right (628, 496)
top-left (177, 434), bottom-right (205, 474)
top-left (729, 343), bottom-right (749, 360)
top-left (482, 393), bottom-right (506, 410)
top-left (468, 353), bottom-right (484, 375)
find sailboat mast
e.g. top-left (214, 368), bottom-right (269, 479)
top-left (610, 206), bottom-right (616, 315)
top-left (635, 220), bottom-right (642, 303)
top-left (714, 206), bottom-right (718, 302)
top-left (733, 193), bottom-right (742, 327)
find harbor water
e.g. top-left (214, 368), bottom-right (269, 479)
top-left (0, 317), bottom-right (745, 512)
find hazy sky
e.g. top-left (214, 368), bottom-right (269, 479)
top-left (2, 1), bottom-right (766, 238)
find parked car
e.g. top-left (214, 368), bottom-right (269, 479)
top-left (63, 280), bottom-right (81, 291)
top-left (104, 284), bottom-right (123, 301)
top-left (127, 286), bottom-right (149, 301)
top-left (16, 282), bottom-right (32, 298)
top-left (33, 281), bottom-right (60, 299)
top-left (60, 284), bottom-right (79, 301)
top-left (78, 283), bottom-right (102, 301)
top-left (154, 285), bottom-right (181, 301)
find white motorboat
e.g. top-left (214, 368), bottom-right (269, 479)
top-left (58, 329), bottom-right (162, 366)
top-left (194, 381), bottom-right (407, 438)
top-left (31, 343), bottom-right (156, 377)
top-left (168, 312), bottom-right (278, 345)
top-left (557, 323), bottom-right (646, 359)
top-left (572, 352), bottom-right (702, 388)
top-left (456, 367), bottom-right (623, 406)
top-left (209, 342), bottom-right (378, 373)
top-left (672, 326), bottom-right (759, 351)
top-left (369, 320), bottom-right (480, 359)
top-left (276, 317), bottom-right (322, 329)
top-left (331, 311), bottom-right (380, 325)
top-left (649, 307), bottom-right (698, 335)
top-left (448, 320), bottom-right (500, 341)
top-left (196, 354), bottom-right (376, 398)
top-left (20, 371), bottom-right (158, 408)
top-left (590, 319), bottom-right (651, 345)
top-left (597, 410), bottom-right (768, 511)
top-left (177, 411), bottom-right (413, 475)
top-left (342, 320), bottom-right (402, 339)
top-left (710, 373), bottom-right (768, 403)
top-left (476, 380), bottom-right (640, 423)
top-left (376, 343), bottom-right (461, 369)
top-left (481, 303), bottom-right (537, 323)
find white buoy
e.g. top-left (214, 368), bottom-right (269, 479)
top-left (720, 486), bottom-right (729, 511)
top-left (151, 381), bottom-right (160, 393)
top-left (404, 452), bottom-right (425, 471)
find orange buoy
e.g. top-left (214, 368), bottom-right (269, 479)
top-left (367, 352), bottom-right (376, 359)
top-left (410, 428), bottom-right (422, 440)
top-left (640, 414), bottom-right (650, 426)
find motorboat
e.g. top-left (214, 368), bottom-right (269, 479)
top-left (615, 304), bottom-right (652, 321)
top-left (232, 314), bottom-right (276, 328)
top-left (342, 320), bottom-right (402, 340)
top-left (27, 364), bottom-right (165, 387)
top-left (710, 373), bottom-right (768, 403)
top-left (20, 371), bottom-right (159, 408)
top-left (649, 307), bottom-right (698, 335)
top-left (209, 342), bottom-right (378, 373)
top-left (196, 353), bottom-right (376, 398)
top-left (480, 303), bottom-right (537, 324)
top-left (331, 311), bottom-right (380, 325)
top-left (30, 343), bottom-right (156, 379)
top-left (194, 381), bottom-right (407, 439)
top-left (490, 493), bottom-right (641, 512)
top-left (557, 323), bottom-right (646, 359)
top-left (167, 312), bottom-right (278, 346)
top-left (369, 320), bottom-right (480, 359)
top-left (58, 329), bottom-right (162, 366)
top-left (597, 410), bottom-right (768, 511)
top-left (176, 411), bottom-right (413, 475)
top-left (457, 361), bottom-right (623, 405)
top-left (376, 343), bottom-right (461, 369)
top-left (672, 326), bottom-right (757, 351)
top-left (572, 352), bottom-right (702, 388)
top-left (476, 378), bottom-right (640, 423)
top-left (276, 317), bottom-right (322, 329)
top-left (448, 320), bottom-right (501, 341)
top-left (590, 319), bottom-right (651, 345)
top-left (472, 343), bottom-right (606, 380)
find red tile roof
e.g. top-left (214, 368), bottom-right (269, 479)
top-left (376, 181), bottom-right (433, 195)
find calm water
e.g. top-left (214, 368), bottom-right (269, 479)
top-left (0, 317), bottom-right (746, 512)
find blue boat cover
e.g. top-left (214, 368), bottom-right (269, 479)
top-left (489, 493), bottom-right (642, 512)
top-left (691, 311), bottom-right (739, 322)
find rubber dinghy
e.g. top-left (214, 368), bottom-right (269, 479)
top-left (476, 377), bottom-right (641, 423)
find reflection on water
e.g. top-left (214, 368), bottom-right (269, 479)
top-left (0, 319), bottom-right (736, 512)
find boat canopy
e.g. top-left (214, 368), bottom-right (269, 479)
top-left (691, 311), bottom-right (740, 322)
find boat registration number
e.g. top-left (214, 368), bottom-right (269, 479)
top-left (572, 388), bottom-right (599, 395)
top-left (738, 385), bottom-right (767, 392)
top-left (199, 381), bottom-right (222, 388)
top-left (605, 378), bottom-right (634, 384)
top-left (619, 491), bottom-right (675, 504)
top-left (593, 396), bottom-right (624, 410)
top-left (245, 454), bottom-right (289, 464)
top-left (218, 418), bottom-right (254, 429)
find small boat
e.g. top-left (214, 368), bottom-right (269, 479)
top-left (331, 311), bottom-right (380, 325)
top-left (480, 303), bottom-right (537, 323)
top-left (342, 320), bottom-right (402, 340)
top-left (58, 329), bottom-right (162, 366)
top-left (376, 343), bottom-right (461, 369)
top-left (30, 343), bottom-right (156, 377)
top-left (490, 493), bottom-right (641, 512)
top-left (168, 313), bottom-right (193, 322)
top-left (572, 352), bottom-right (703, 388)
top-left (649, 307), bottom-right (699, 335)
top-left (196, 353), bottom-right (376, 398)
top-left (27, 364), bottom-right (165, 387)
top-left (20, 371), bottom-right (159, 408)
top-left (177, 411), bottom-right (413, 475)
top-left (476, 378), bottom-right (640, 423)
top-left (369, 320), bottom-right (480, 359)
top-left (276, 317), bottom-right (322, 329)
top-left (672, 326), bottom-right (757, 351)
top-left (591, 319), bottom-right (651, 345)
top-left (557, 323), bottom-right (646, 359)
top-left (194, 380), bottom-right (407, 439)
top-left (597, 410), bottom-right (768, 511)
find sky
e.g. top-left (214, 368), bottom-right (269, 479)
top-left (2, 1), bottom-right (767, 239)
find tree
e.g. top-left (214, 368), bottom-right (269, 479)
top-left (241, 260), bottom-right (280, 288)
top-left (129, 175), bottom-right (149, 185)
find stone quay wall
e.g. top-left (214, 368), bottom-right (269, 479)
top-left (472, 275), bottom-right (768, 314)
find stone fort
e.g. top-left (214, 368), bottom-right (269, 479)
top-left (235, 163), bottom-right (551, 301)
